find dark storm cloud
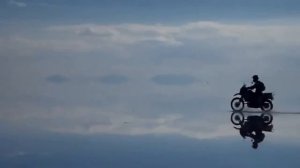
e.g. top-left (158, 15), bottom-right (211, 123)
top-left (151, 74), bottom-right (196, 85)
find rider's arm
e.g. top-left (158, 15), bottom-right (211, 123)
top-left (247, 83), bottom-right (257, 90)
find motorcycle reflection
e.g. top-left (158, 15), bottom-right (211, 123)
top-left (231, 112), bottom-right (274, 149)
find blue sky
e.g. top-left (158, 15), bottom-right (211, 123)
top-left (2, 0), bottom-right (300, 167)
top-left (1, 0), bottom-right (300, 24)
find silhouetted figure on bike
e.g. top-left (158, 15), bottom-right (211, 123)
top-left (247, 75), bottom-right (266, 106)
top-left (230, 75), bottom-right (273, 111)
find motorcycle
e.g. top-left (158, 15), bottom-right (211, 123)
top-left (231, 84), bottom-right (274, 112)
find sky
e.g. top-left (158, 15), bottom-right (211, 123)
top-left (1, 0), bottom-right (300, 167)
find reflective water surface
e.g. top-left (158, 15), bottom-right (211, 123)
top-left (1, 111), bottom-right (300, 168)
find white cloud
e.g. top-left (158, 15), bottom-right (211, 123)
top-left (47, 23), bottom-right (182, 46)
top-left (47, 21), bottom-right (300, 47)
top-left (0, 103), bottom-right (234, 140)
top-left (8, 0), bottom-right (27, 7)
top-left (3, 21), bottom-right (300, 56)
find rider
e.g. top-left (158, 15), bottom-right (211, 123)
top-left (247, 75), bottom-right (265, 105)
top-left (239, 115), bottom-right (271, 149)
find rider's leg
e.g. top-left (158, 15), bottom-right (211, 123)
top-left (257, 93), bottom-right (263, 105)
top-left (254, 92), bottom-right (263, 105)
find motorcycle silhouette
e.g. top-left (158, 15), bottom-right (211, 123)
top-left (231, 84), bottom-right (274, 112)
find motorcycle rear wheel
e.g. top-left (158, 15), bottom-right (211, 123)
top-left (231, 97), bottom-right (244, 112)
top-left (260, 113), bottom-right (273, 124)
top-left (261, 100), bottom-right (273, 112)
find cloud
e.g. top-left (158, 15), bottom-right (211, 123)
top-left (8, 0), bottom-right (27, 7)
top-left (40, 108), bottom-right (234, 140)
top-left (47, 23), bottom-right (182, 47)
top-left (2, 21), bottom-right (300, 57)
top-left (2, 21), bottom-right (300, 58)
top-left (46, 21), bottom-right (300, 48)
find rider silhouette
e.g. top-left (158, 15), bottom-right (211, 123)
top-left (239, 115), bottom-right (272, 149)
top-left (247, 75), bottom-right (265, 105)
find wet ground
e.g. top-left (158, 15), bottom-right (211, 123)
top-left (1, 110), bottom-right (300, 168)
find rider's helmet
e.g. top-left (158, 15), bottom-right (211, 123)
top-left (252, 75), bottom-right (259, 82)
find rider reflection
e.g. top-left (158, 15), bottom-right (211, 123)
top-left (232, 113), bottom-right (273, 149)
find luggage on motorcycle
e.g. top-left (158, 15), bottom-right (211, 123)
top-left (263, 93), bottom-right (273, 100)
top-left (263, 124), bottom-right (273, 132)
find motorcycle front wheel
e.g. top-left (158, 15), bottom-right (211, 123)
top-left (231, 97), bottom-right (244, 112)
top-left (231, 112), bottom-right (244, 125)
top-left (261, 100), bottom-right (273, 112)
